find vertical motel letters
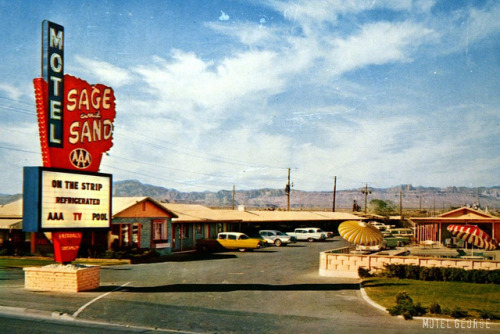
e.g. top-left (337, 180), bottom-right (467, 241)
top-left (44, 21), bottom-right (64, 147)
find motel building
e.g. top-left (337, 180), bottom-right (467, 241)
top-left (2, 196), bottom-right (499, 256)
top-left (1, 196), bottom-right (364, 256)
top-left (409, 207), bottom-right (500, 246)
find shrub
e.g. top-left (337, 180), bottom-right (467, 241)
top-left (487, 270), bottom-right (500, 284)
top-left (358, 267), bottom-right (373, 278)
top-left (478, 310), bottom-right (499, 320)
top-left (396, 291), bottom-right (412, 304)
top-left (448, 307), bottom-right (468, 319)
top-left (405, 265), bottom-right (421, 280)
top-left (383, 264), bottom-right (406, 279)
top-left (429, 267), bottom-right (443, 281)
top-left (379, 264), bottom-right (500, 284)
top-left (387, 291), bottom-right (427, 320)
top-left (419, 267), bottom-right (432, 281)
top-left (429, 302), bottom-right (442, 314)
top-left (471, 270), bottom-right (488, 284)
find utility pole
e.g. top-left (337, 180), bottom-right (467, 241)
top-left (285, 168), bottom-right (291, 211)
top-left (399, 191), bottom-right (403, 221)
top-left (361, 183), bottom-right (371, 214)
top-left (332, 176), bottom-right (337, 212)
top-left (232, 185), bottom-right (235, 210)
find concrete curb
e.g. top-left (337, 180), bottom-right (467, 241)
top-left (358, 282), bottom-right (388, 313)
top-left (0, 304), bottom-right (205, 333)
top-left (0, 305), bottom-right (74, 321)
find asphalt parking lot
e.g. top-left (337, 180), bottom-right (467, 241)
top-left (1, 237), bottom-right (496, 333)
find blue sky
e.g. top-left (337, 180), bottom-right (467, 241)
top-left (0, 0), bottom-right (499, 194)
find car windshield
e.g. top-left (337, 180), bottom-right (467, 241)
top-left (238, 234), bottom-right (249, 240)
top-left (276, 232), bottom-right (286, 236)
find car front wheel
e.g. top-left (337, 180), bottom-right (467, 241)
top-left (274, 239), bottom-right (283, 247)
top-left (307, 238), bottom-right (315, 242)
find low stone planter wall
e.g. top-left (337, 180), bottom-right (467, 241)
top-left (24, 264), bottom-right (100, 292)
top-left (319, 250), bottom-right (500, 278)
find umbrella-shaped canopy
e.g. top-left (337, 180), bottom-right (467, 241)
top-left (338, 221), bottom-right (383, 246)
top-left (447, 224), bottom-right (497, 250)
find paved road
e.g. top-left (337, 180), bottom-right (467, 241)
top-left (0, 237), bottom-right (497, 333)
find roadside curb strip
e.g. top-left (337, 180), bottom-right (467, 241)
top-left (359, 283), bottom-right (387, 313)
top-left (0, 305), bottom-right (74, 321)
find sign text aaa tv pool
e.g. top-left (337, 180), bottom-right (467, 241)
top-left (23, 168), bottom-right (112, 231)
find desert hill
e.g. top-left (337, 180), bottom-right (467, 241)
top-left (2, 180), bottom-right (499, 212)
top-left (111, 180), bottom-right (500, 211)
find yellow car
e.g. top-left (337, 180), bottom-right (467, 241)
top-left (217, 232), bottom-right (265, 252)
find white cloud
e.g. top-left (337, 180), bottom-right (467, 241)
top-left (328, 21), bottom-right (436, 74)
top-left (219, 10), bottom-right (230, 21)
top-left (134, 49), bottom-right (285, 119)
top-left (207, 21), bottom-right (279, 47)
top-left (0, 83), bottom-right (24, 100)
top-left (467, 3), bottom-right (500, 45)
top-left (73, 56), bottom-right (133, 87)
top-left (268, 0), bottom-right (415, 26)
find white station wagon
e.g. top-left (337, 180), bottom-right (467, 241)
top-left (258, 230), bottom-right (295, 247)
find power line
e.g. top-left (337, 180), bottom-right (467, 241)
top-left (0, 145), bottom-right (39, 155)
top-left (106, 153), bottom-right (237, 180)
top-left (0, 95), bottom-right (35, 107)
top-left (115, 132), bottom-right (287, 171)
top-left (0, 103), bottom-right (36, 115)
top-left (0, 94), bottom-right (287, 172)
top-left (101, 163), bottom-right (234, 191)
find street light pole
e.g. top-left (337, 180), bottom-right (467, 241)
top-left (285, 168), bottom-right (291, 211)
top-left (332, 176), bottom-right (337, 212)
top-left (361, 183), bottom-right (371, 214)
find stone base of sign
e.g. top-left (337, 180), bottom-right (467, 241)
top-left (24, 265), bottom-right (100, 292)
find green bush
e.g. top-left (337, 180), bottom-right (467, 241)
top-left (396, 291), bottom-right (412, 304)
top-left (419, 267), bottom-right (431, 281)
top-left (478, 309), bottom-right (499, 320)
top-left (487, 271), bottom-right (500, 284)
top-left (471, 270), bottom-right (488, 284)
top-left (358, 267), bottom-right (373, 278)
top-left (381, 264), bottom-right (500, 284)
top-left (384, 264), bottom-right (407, 279)
top-left (387, 291), bottom-right (427, 320)
top-left (429, 302), bottom-right (442, 314)
top-left (448, 306), bottom-right (468, 319)
top-left (405, 265), bottom-right (421, 280)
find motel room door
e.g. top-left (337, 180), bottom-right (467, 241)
top-left (172, 224), bottom-right (193, 252)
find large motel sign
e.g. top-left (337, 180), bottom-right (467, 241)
top-left (23, 21), bottom-right (116, 263)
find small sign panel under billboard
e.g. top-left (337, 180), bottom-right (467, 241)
top-left (23, 167), bottom-right (112, 232)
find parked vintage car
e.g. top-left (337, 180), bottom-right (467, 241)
top-left (259, 230), bottom-right (296, 246)
top-left (381, 231), bottom-right (411, 248)
top-left (357, 231), bottom-right (411, 251)
top-left (286, 228), bottom-right (327, 242)
top-left (368, 221), bottom-right (387, 231)
top-left (217, 232), bottom-right (265, 251)
top-left (388, 228), bottom-right (414, 238)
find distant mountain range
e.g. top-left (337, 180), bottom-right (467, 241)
top-left (2, 180), bottom-right (499, 211)
top-left (0, 194), bottom-right (22, 206)
top-left (111, 180), bottom-right (500, 211)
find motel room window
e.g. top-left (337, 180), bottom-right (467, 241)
top-left (153, 219), bottom-right (167, 241)
top-left (182, 225), bottom-right (190, 239)
top-left (111, 223), bottom-right (141, 248)
top-left (195, 224), bottom-right (202, 235)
